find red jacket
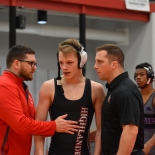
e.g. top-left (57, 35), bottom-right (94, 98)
top-left (0, 71), bottom-right (56, 155)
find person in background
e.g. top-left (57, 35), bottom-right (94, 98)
top-left (0, 45), bottom-right (79, 155)
top-left (135, 62), bottom-right (155, 155)
top-left (34, 38), bottom-right (105, 155)
top-left (94, 44), bottom-right (144, 155)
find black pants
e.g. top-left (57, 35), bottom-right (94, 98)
top-left (102, 150), bottom-right (145, 155)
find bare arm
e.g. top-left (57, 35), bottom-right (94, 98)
top-left (92, 82), bottom-right (105, 155)
top-left (34, 80), bottom-right (53, 155)
top-left (116, 124), bottom-right (138, 155)
top-left (144, 134), bottom-right (155, 155)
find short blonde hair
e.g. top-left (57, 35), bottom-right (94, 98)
top-left (58, 38), bottom-right (81, 55)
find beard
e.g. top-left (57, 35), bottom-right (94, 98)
top-left (18, 67), bottom-right (34, 81)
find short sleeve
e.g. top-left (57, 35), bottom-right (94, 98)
top-left (117, 90), bottom-right (140, 126)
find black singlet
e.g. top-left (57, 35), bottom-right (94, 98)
top-left (48, 78), bottom-right (94, 155)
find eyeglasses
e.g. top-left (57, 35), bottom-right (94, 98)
top-left (18, 60), bottom-right (37, 68)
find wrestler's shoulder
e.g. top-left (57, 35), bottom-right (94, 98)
top-left (90, 80), bottom-right (103, 88)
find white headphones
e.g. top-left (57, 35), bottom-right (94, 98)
top-left (58, 42), bottom-right (87, 69)
top-left (79, 46), bottom-right (87, 68)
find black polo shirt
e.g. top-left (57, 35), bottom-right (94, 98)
top-left (101, 72), bottom-right (144, 154)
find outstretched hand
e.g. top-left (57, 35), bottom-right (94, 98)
top-left (55, 114), bottom-right (79, 134)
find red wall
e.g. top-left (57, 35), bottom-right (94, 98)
top-left (0, 0), bottom-right (154, 22)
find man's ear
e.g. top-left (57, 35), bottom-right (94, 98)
top-left (13, 60), bottom-right (20, 70)
top-left (111, 61), bottom-right (118, 69)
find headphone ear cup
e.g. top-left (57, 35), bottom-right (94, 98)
top-left (146, 69), bottom-right (155, 82)
top-left (79, 51), bottom-right (87, 68)
top-left (148, 70), bottom-right (154, 79)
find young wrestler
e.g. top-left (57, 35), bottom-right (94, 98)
top-left (34, 39), bottom-right (105, 155)
top-left (135, 62), bottom-right (155, 155)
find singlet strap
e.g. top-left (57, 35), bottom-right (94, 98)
top-left (144, 91), bottom-right (155, 107)
top-left (150, 91), bottom-right (155, 98)
top-left (151, 91), bottom-right (155, 109)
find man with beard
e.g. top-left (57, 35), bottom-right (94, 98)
top-left (0, 45), bottom-right (79, 155)
top-left (135, 62), bottom-right (155, 155)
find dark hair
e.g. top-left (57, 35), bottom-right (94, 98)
top-left (6, 44), bottom-right (35, 68)
top-left (96, 44), bottom-right (124, 67)
top-left (135, 62), bottom-right (152, 70)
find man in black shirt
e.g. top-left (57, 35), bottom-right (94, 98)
top-left (94, 44), bottom-right (144, 155)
